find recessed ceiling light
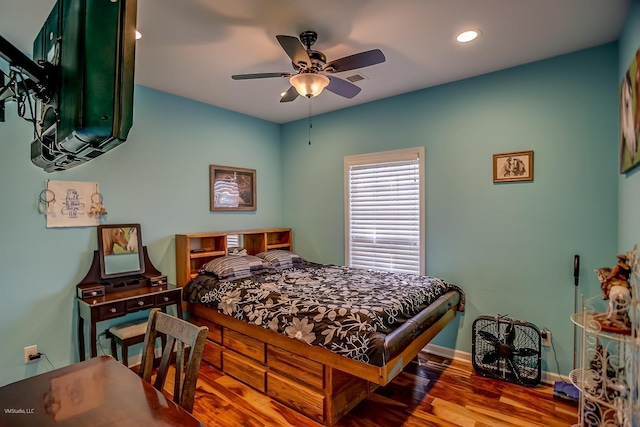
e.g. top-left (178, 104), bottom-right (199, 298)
top-left (135, 30), bottom-right (142, 40)
top-left (456, 30), bottom-right (479, 43)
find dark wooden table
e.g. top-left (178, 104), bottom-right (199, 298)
top-left (0, 356), bottom-right (205, 427)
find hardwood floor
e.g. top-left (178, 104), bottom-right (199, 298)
top-left (188, 352), bottom-right (579, 427)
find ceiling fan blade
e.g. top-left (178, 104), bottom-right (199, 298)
top-left (232, 72), bottom-right (292, 80)
top-left (324, 49), bottom-right (385, 73)
top-left (325, 76), bottom-right (361, 99)
top-left (276, 35), bottom-right (311, 69)
top-left (280, 86), bottom-right (299, 103)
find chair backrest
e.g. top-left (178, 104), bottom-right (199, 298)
top-left (139, 308), bottom-right (208, 413)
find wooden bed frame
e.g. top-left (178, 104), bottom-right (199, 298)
top-left (175, 229), bottom-right (460, 426)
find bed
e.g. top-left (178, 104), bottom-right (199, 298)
top-left (177, 230), bottom-right (464, 425)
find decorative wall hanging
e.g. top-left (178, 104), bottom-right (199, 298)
top-left (38, 189), bottom-right (56, 215)
top-left (209, 165), bottom-right (256, 211)
top-left (88, 189), bottom-right (108, 217)
top-left (620, 48), bottom-right (640, 174)
top-left (44, 180), bottom-right (100, 228)
top-left (493, 150), bottom-right (534, 183)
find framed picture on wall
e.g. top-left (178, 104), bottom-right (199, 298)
top-left (210, 165), bottom-right (256, 211)
top-left (620, 48), bottom-right (640, 174)
top-left (45, 180), bottom-right (100, 227)
top-left (493, 150), bottom-right (534, 183)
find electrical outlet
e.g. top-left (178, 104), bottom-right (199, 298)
top-left (540, 330), bottom-right (551, 347)
top-left (24, 345), bottom-right (38, 363)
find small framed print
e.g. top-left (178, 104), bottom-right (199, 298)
top-left (619, 48), bottom-right (640, 174)
top-left (210, 165), bottom-right (256, 211)
top-left (493, 150), bottom-right (534, 183)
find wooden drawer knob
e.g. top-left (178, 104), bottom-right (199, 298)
top-left (110, 308), bottom-right (117, 313)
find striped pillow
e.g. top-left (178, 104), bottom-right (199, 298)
top-left (255, 250), bottom-right (302, 270)
top-left (200, 255), bottom-right (268, 280)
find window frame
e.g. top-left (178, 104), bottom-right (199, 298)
top-left (344, 147), bottom-right (425, 275)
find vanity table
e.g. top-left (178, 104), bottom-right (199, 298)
top-left (76, 248), bottom-right (182, 361)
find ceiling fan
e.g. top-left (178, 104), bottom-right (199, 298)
top-left (231, 31), bottom-right (385, 102)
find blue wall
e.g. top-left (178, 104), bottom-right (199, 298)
top-left (0, 35), bottom-right (628, 385)
top-left (619, 0), bottom-right (640, 251)
top-left (0, 85), bottom-right (283, 386)
top-left (281, 44), bottom-right (619, 375)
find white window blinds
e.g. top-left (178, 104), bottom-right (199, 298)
top-left (226, 234), bottom-right (240, 248)
top-left (345, 147), bottom-right (424, 275)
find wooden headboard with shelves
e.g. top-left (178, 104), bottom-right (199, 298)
top-left (175, 228), bottom-right (292, 287)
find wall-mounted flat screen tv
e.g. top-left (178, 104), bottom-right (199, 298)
top-left (30, 0), bottom-right (137, 172)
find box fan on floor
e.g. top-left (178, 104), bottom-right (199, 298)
top-left (472, 315), bottom-right (542, 386)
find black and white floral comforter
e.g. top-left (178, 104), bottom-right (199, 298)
top-left (183, 261), bottom-right (464, 366)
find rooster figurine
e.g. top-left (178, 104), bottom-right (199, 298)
top-left (595, 254), bottom-right (632, 332)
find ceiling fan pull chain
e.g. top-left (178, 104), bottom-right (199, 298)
top-left (308, 98), bottom-right (312, 145)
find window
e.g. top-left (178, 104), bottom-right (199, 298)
top-left (344, 147), bottom-right (425, 275)
top-left (226, 234), bottom-right (240, 248)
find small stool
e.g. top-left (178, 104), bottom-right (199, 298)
top-left (107, 319), bottom-right (148, 366)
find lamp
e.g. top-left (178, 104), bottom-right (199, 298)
top-left (290, 73), bottom-right (330, 98)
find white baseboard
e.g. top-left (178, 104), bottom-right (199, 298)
top-left (424, 344), bottom-right (565, 385)
top-left (424, 343), bottom-right (471, 363)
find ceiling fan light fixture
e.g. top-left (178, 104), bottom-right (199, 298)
top-left (290, 73), bottom-right (330, 98)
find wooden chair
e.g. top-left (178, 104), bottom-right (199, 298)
top-left (139, 308), bottom-right (208, 413)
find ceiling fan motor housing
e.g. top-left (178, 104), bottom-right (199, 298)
top-left (293, 50), bottom-right (326, 72)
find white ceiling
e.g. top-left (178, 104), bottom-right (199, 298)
top-left (0, 0), bottom-right (631, 124)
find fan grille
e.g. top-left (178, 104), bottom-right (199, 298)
top-left (472, 315), bottom-right (542, 386)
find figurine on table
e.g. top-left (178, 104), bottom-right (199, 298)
top-left (595, 254), bottom-right (632, 333)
